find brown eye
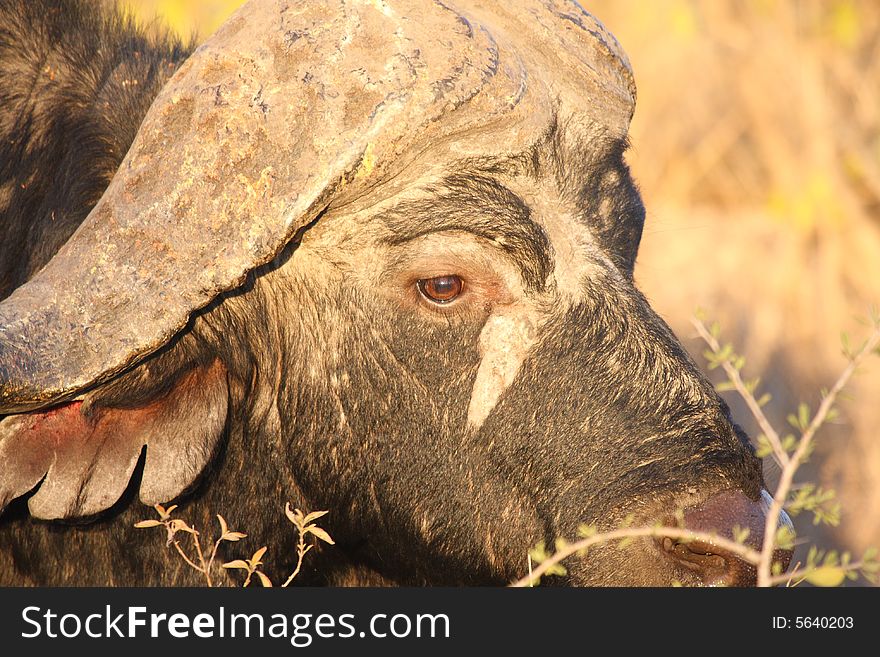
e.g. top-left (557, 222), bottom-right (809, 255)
top-left (417, 275), bottom-right (464, 304)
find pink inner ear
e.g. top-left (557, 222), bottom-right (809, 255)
top-left (0, 402), bottom-right (93, 515)
top-left (0, 360), bottom-right (228, 520)
top-left (17, 400), bottom-right (87, 453)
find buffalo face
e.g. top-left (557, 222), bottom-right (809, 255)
top-left (187, 129), bottom-right (776, 585)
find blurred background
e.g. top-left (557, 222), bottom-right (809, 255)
top-left (124, 0), bottom-right (880, 579)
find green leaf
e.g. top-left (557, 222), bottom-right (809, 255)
top-left (731, 525), bottom-right (750, 544)
top-left (251, 546), bottom-right (268, 563)
top-left (775, 524), bottom-right (797, 550)
top-left (703, 349), bottom-right (719, 369)
top-left (798, 403), bottom-right (811, 430)
top-left (841, 332), bottom-right (851, 358)
top-left (529, 542), bottom-right (550, 564)
top-left (545, 563), bottom-right (567, 577)
top-left (222, 560), bottom-right (250, 571)
top-left (755, 435), bottom-right (773, 458)
top-left (577, 524), bottom-right (597, 538)
top-left (861, 560), bottom-right (880, 574)
top-left (804, 566), bottom-right (846, 587)
top-left (673, 509), bottom-right (685, 527)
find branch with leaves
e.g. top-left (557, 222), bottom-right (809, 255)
top-left (223, 546), bottom-right (272, 587)
top-left (695, 309), bottom-right (880, 586)
top-left (513, 309), bottom-right (880, 587)
top-left (135, 502), bottom-right (334, 587)
top-left (281, 505), bottom-right (336, 587)
top-left (512, 524), bottom-right (763, 587)
top-left (134, 505), bottom-right (246, 587)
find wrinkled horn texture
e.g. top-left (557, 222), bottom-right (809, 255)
top-left (0, 0), bottom-right (634, 413)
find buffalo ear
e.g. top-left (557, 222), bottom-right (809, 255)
top-left (0, 360), bottom-right (227, 520)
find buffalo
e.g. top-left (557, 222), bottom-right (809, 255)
top-left (0, 0), bottom-right (791, 586)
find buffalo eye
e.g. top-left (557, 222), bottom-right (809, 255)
top-left (418, 275), bottom-right (464, 304)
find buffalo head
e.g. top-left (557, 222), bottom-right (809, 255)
top-left (0, 0), bottom-right (790, 585)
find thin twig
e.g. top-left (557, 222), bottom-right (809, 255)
top-left (768, 560), bottom-right (867, 587)
top-left (189, 529), bottom-right (212, 587)
top-left (757, 325), bottom-right (880, 586)
top-left (282, 532), bottom-right (309, 588)
top-left (206, 538), bottom-right (223, 580)
top-left (510, 525), bottom-right (763, 587)
top-left (172, 540), bottom-right (204, 574)
top-left (691, 318), bottom-right (788, 467)
top-left (513, 318), bottom-right (879, 588)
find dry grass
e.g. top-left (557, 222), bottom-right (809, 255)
top-left (128, 0), bottom-right (880, 575)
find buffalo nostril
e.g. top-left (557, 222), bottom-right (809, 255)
top-left (660, 489), bottom-right (794, 586)
top-left (660, 536), bottom-right (758, 586)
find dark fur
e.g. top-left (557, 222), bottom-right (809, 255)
top-left (0, 0), bottom-right (191, 299)
top-left (0, 0), bottom-right (763, 586)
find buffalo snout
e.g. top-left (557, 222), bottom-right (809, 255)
top-left (658, 489), bottom-right (794, 586)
